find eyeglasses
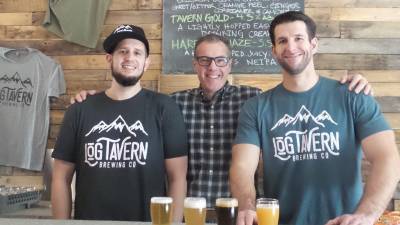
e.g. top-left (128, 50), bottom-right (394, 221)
top-left (195, 56), bottom-right (230, 67)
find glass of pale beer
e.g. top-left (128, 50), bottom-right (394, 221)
top-left (151, 197), bottom-right (173, 225)
top-left (184, 197), bottom-right (207, 225)
top-left (215, 198), bottom-right (238, 225)
top-left (256, 198), bottom-right (279, 225)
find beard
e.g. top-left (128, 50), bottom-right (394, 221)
top-left (111, 65), bottom-right (144, 87)
top-left (277, 53), bottom-right (312, 76)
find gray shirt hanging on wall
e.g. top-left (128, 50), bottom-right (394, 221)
top-left (0, 47), bottom-right (65, 171)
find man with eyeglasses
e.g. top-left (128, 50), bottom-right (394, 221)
top-left (170, 34), bottom-right (372, 210)
top-left (171, 34), bottom-right (262, 210)
top-left (71, 33), bottom-right (372, 212)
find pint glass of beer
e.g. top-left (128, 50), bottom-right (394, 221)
top-left (256, 198), bottom-right (279, 225)
top-left (151, 197), bottom-right (173, 225)
top-left (215, 198), bottom-right (238, 225)
top-left (184, 197), bottom-right (206, 225)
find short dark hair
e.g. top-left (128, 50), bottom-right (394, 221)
top-left (194, 34), bottom-right (232, 57)
top-left (269, 11), bottom-right (316, 46)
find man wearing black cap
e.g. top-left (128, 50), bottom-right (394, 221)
top-left (51, 24), bottom-right (188, 222)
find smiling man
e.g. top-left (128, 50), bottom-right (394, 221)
top-left (230, 11), bottom-right (400, 225)
top-left (70, 32), bottom-right (374, 213)
top-left (171, 34), bottom-right (373, 211)
top-left (171, 34), bottom-right (262, 209)
top-left (51, 24), bottom-right (188, 222)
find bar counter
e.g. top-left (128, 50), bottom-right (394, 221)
top-left (0, 218), bottom-right (186, 225)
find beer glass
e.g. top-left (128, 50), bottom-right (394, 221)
top-left (151, 197), bottom-right (173, 225)
top-left (215, 198), bottom-right (238, 225)
top-left (256, 198), bottom-right (279, 225)
top-left (184, 197), bottom-right (206, 225)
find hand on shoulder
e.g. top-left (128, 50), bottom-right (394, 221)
top-left (70, 90), bottom-right (97, 104)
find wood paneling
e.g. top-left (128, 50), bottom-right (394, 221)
top-left (1, 24), bottom-right (161, 40)
top-left (159, 75), bottom-right (200, 94)
top-left (109, 0), bottom-right (137, 10)
top-left (4, 25), bottom-right (58, 40)
top-left (104, 10), bottom-right (162, 24)
top-left (318, 38), bottom-right (400, 54)
top-left (385, 113), bottom-right (400, 129)
top-left (341, 22), bottom-right (400, 38)
top-left (315, 54), bottom-right (400, 70)
top-left (306, 8), bottom-right (333, 21)
top-left (395, 130), bottom-right (400, 142)
top-left (0, 25), bottom-right (5, 38)
top-left (365, 83), bottom-right (400, 97)
top-left (316, 21), bottom-right (340, 38)
top-left (347, 70), bottom-right (400, 83)
top-left (138, 0), bottom-right (162, 10)
top-left (331, 8), bottom-right (400, 22)
top-left (0, 39), bottom-right (161, 55)
top-left (376, 97), bottom-right (400, 113)
top-left (64, 70), bottom-right (108, 81)
top-left (0, 13), bottom-right (31, 25)
top-left (0, 0), bottom-right (46, 12)
top-left (306, 0), bottom-right (400, 8)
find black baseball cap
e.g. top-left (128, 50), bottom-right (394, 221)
top-left (103, 24), bottom-right (150, 55)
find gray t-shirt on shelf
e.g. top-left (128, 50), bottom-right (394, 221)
top-left (0, 47), bottom-right (66, 170)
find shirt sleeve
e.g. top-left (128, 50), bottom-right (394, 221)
top-left (52, 104), bottom-right (79, 163)
top-left (353, 93), bottom-right (391, 141)
top-left (234, 97), bottom-right (262, 147)
top-left (48, 63), bottom-right (66, 97)
top-left (161, 96), bottom-right (188, 159)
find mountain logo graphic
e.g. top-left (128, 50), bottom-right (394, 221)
top-left (0, 72), bottom-right (33, 88)
top-left (270, 105), bottom-right (338, 131)
top-left (85, 115), bottom-right (148, 137)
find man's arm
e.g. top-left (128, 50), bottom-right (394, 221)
top-left (230, 143), bottom-right (261, 225)
top-left (165, 155), bottom-right (187, 222)
top-left (326, 130), bottom-right (400, 225)
top-left (51, 159), bottom-right (75, 219)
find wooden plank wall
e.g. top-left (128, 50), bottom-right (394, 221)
top-left (0, 0), bottom-right (399, 203)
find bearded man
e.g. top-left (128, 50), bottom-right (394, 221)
top-left (51, 24), bottom-right (188, 222)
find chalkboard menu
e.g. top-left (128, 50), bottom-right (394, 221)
top-left (162, 0), bottom-right (304, 74)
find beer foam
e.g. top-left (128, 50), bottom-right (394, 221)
top-left (215, 198), bottom-right (238, 207)
top-left (257, 204), bottom-right (279, 209)
top-left (151, 197), bottom-right (173, 204)
top-left (184, 197), bottom-right (206, 208)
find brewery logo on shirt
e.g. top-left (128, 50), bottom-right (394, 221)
top-left (84, 115), bottom-right (149, 169)
top-left (271, 105), bottom-right (340, 162)
top-left (0, 72), bottom-right (33, 107)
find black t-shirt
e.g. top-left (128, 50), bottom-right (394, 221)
top-left (53, 89), bottom-right (188, 221)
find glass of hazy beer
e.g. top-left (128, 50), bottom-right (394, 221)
top-left (184, 197), bottom-right (207, 225)
top-left (256, 198), bottom-right (279, 225)
top-left (151, 197), bottom-right (173, 225)
top-left (215, 198), bottom-right (238, 225)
